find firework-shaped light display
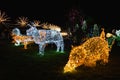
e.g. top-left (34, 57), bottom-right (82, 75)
top-left (33, 20), bottom-right (41, 27)
top-left (0, 10), bottom-right (10, 24)
top-left (16, 16), bottom-right (28, 27)
top-left (42, 23), bottom-right (61, 32)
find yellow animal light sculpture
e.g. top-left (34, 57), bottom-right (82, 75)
top-left (12, 35), bottom-right (33, 49)
top-left (64, 28), bottom-right (110, 73)
top-left (11, 28), bottom-right (34, 49)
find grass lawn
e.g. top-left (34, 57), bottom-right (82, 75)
top-left (0, 40), bottom-right (120, 80)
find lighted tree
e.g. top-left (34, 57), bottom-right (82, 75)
top-left (92, 24), bottom-right (100, 37)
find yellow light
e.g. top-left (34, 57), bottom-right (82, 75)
top-left (42, 23), bottom-right (61, 31)
top-left (0, 10), bottom-right (10, 23)
top-left (12, 35), bottom-right (34, 49)
top-left (106, 33), bottom-right (114, 38)
top-left (60, 32), bottom-right (68, 36)
top-left (33, 20), bottom-right (41, 27)
top-left (16, 17), bottom-right (28, 27)
top-left (64, 28), bottom-right (110, 73)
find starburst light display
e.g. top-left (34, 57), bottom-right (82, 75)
top-left (16, 17), bottom-right (28, 27)
top-left (42, 23), bottom-right (61, 31)
top-left (33, 20), bottom-right (41, 27)
top-left (0, 10), bottom-right (10, 23)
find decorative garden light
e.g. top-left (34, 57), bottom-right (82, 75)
top-left (11, 28), bottom-right (34, 49)
top-left (64, 28), bottom-right (110, 73)
top-left (0, 10), bottom-right (10, 23)
top-left (106, 29), bottom-right (120, 47)
top-left (27, 23), bottom-right (64, 55)
top-left (81, 20), bottom-right (87, 32)
top-left (42, 23), bottom-right (61, 32)
top-left (60, 32), bottom-right (68, 37)
top-left (106, 33), bottom-right (116, 50)
top-left (33, 20), bottom-right (41, 27)
top-left (93, 24), bottom-right (99, 37)
top-left (16, 16), bottom-right (28, 27)
top-left (115, 30), bottom-right (120, 37)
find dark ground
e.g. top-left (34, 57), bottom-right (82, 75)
top-left (0, 39), bottom-right (120, 80)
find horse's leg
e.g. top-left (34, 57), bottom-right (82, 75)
top-left (60, 41), bottom-right (64, 53)
top-left (56, 42), bottom-right (60, 52)
top-left (38, 43), bottom-right (45, 55)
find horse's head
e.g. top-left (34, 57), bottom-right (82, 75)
top-left (26, 24), bottom-right (38, 37)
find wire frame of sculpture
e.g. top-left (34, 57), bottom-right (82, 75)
top-left (26, 24), bottom-right (64, 55)
top-left (11, 28), bottom-right (34, 49)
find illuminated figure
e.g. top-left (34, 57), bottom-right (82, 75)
top-left (106, 29), bottom-right (120, 47)
top-left (92, 24), bottom-right (99, 37)
top-left (64, 28), bottom-right (110, 73)
top-left (115, 30), bottom-right (120, 46)
top-left (11, 28), bottom-right (33, 49)
top-left (26, 23), bottom-right (64, 55)
top-left (106, 33), bottom-right (116, 50)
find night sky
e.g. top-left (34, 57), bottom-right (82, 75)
top-left (0, 0), bottom-right (120, 29)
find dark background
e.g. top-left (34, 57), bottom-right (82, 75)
top-left (0, 0), bottom-right (120, 29)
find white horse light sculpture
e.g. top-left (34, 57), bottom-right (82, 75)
top-left (26, 24), bottom-right (64, 55)
top-left (11, 28), bottom-right (34, 49)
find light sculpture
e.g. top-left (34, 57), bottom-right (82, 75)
top-left (106, 29), bottom-right (120, 47)
top-left (0, 10), bottom-right (10, 23)
top-left (42, 23), bottom-right (61, 32)
top-left (115, 30), bottom-right (120, 46)
top-left (106, 33), bottom-right (116, 50)
top-left (115, 30), bottom-right (120, 37)
top-left (11, 28), bottom-right (34, 49)
top-left (92, 24), bottom-right (99, 37)
top-left (16, 16), bottom-right (28, 27)
top-left (64, 28), bottom-right (110, 73)
top-left (26, 23), bottom-right (64, 55)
